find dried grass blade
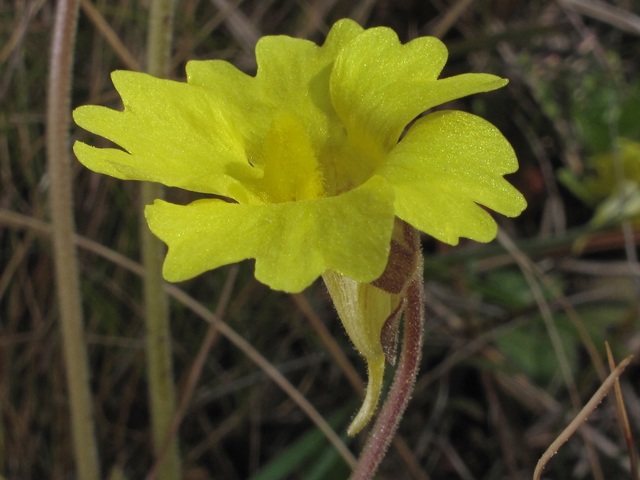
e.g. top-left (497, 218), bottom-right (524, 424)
top-left (79, 0), bottom-right (142, 71)
top-left (606, 343), bottom-right (639, 480)
top-left (533, 355), bottom-right (633, 480)
top-left (0, 0), bottom-right (47, 67)
top-left (498, 228), bottom-right (605, 480)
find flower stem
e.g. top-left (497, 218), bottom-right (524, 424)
top-left (142, 0), bottom-right (181, 478)
top-left (349, 255), bottom-right (425, 480)
top-left (47, 0), bottom-right (100, 478)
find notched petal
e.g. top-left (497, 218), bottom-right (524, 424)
top-left (331, 27), bottom-right (508, 157)
top-left (378, 110), bottom-right (527, 244)
top-left (331, 28), bottom-right (447, 155)
top-left (73, 71), bottom-right (256, 200)
top-left (145, 175), bottom-right (396, 293)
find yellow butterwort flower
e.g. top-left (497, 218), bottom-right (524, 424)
top-left (74, 19), bottom-right (526, 434)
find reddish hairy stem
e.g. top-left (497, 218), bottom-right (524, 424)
top-left (350, 267), bottom-right (425, 480)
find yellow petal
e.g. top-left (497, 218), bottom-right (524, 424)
top-left (330, 26), bottom-right (507, 155)
top-left (378, 110), bottom-right (527, 244)
top-left (145, 175), bottom-right (395, 293)
top-left (253, 18), bottom-right (362, 125)
top-left (188, 19), bottom-right (362, 158)
top-left (73, 71), bottom-right (260, 203)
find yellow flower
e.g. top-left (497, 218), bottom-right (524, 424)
top-left (74, 18), bottom-right (525, 291)
top-left (73, 19), bottom-right (526, 433)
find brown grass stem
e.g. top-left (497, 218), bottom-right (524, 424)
top-left (497, 229), bottom-right (605, 480)
top-left (489, 229), bottom-right (607, 382)
top-left (533, 355), bottom-right (633, 480)
top-left (606, 343), bottom-right (639, 480)
top-left (46, 0), bottom-right (100, 478)
top-left (429, 0), bottom-right (476, 38)
top-left (0, 0), bottom-right (46, 68)
top-left (166, 288), bottom-right (358, 469)
top-left (78, 0), bottom-right (141, 71)
top-left (292, 293), bottom-right (364, 393)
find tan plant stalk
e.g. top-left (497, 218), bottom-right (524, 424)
top-left (47, 0), bottom-right (100, 478)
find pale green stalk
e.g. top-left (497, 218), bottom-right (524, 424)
top-left (47, 0), bottom-right (100, 478)
top-left (142, 0), bottom-right (181, 478)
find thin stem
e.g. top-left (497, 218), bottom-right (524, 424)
top-left (147, 0), bottom-right (175, 78)
top-left (47, 0), bottom-right (100, 478)
top-left (167, 287), bottom-right (359, 469)
top-left (350, 259), bottom-right (425, 480)
top-left (142, 0), bottom-right (180, 478)
top-left (292, 293), bottom-right (365, 393)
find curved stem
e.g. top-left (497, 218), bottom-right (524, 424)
top-left (350, 263), bottom-right (425, 480)
top-left (47, 0), bottom-right (100, 478)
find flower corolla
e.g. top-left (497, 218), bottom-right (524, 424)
top-left (73, 19), bottom-right (526, 434)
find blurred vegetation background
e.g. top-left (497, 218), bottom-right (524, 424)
top-left (2, 0), bottom-right (640, 478)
